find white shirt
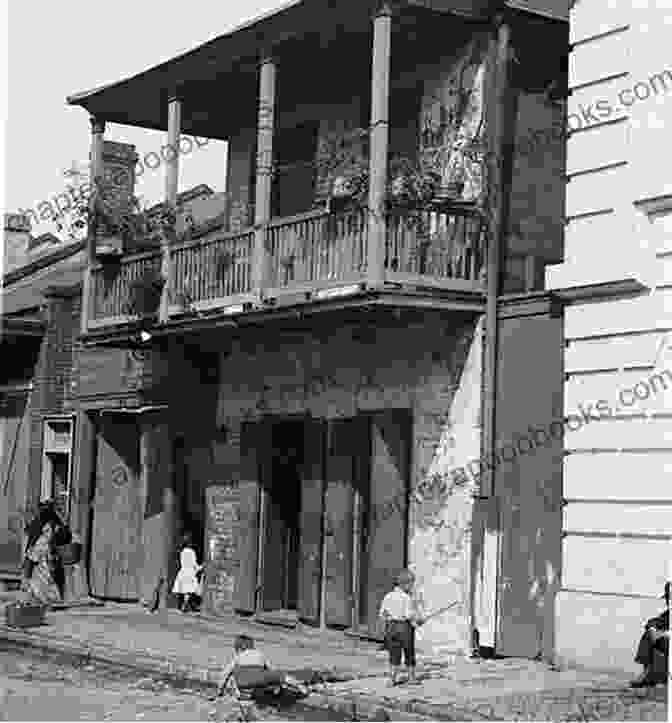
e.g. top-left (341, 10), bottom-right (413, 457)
top-left (379, 586), bottom-right (416, 621)
top-left (219, 648), bottom-right (271, 688)
top-left (179, 547), bottom-right (201, 571)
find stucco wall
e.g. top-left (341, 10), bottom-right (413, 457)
top-left (548, 0), bottom-right (672, 673)
top-left (210, 312), bottom-right (481, 650)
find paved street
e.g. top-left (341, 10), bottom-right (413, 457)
top-left (0, 643), bottom-right (668, 722)
top-left (0, 602), bottom-right (668, 721)
top-left (0, 647), bottom-right (342, 721)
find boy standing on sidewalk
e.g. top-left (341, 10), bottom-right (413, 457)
top-left (379, 569), bottom-right (424, 686)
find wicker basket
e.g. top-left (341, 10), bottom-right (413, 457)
top-left (57, 542), bottom-right (82, 566)
top-left (5, 602), bottom-right (46, 628)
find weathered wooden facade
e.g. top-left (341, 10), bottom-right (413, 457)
top-left (64, 0), bottom-right (570, 657)
top-left (0, 227), bottom-right (85, 592)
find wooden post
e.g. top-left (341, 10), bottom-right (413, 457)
top-left (473, 15), bottom-right (518, 655)
top-left (81, 116), bottom-right (105, 335)
top-left (165, 97), bottom-right (181, 205)
top-left (366, 3), bottom-right (393, 287)
top-left (481, 17), bottom-right (515, 499)
top-left (160, 96), bottom-right (181, 322)
top-left (64, 410), bottom-right (96, 602)
top-left (252, 55), bottom-right (276, 295)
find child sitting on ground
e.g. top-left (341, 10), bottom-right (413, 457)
top-left (217, 634), bottom-right (309, 699)
top-left (379, 569), bottom-right (425, 686)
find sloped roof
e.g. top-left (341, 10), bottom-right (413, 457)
top-left (67, 0), bottom-right (568, 135)
top-left (1, 244), bottom-right (85, 316)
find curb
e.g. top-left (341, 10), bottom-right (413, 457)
top-left (0, 625), bottom-right (449, 720)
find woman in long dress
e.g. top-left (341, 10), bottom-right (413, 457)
top-left (172, 532), bottom-right (202, 613)
top-left (23, 521), bottom-right (61, 605)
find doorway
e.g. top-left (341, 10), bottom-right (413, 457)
top-left (89, 413), bottom-right (142, 600)
top-left (259, 419), bottom-right (304, 612)
top-left (272, 122), bottom-right (318, 219)
top-left (353, 410), bottom-right (411, 637)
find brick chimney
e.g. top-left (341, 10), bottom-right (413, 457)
top-left (95, 140), bottom-right (139, 255)
top-left (100, 141), bottom-right (138, 205)
top-left (3, 213), bottom-right (32, 274)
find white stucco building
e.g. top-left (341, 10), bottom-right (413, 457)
top-left (548, 0), bottom-right (672, 672)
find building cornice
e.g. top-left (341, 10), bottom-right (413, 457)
top-left (633, 193), bottom-right (672, 220)
top-left (551, 277), bottom-right (648, 305)
top-left (2, 241), bottom-right (85, 287)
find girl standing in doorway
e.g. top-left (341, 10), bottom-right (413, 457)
top-left (172, 531), bottom-right (203, 613)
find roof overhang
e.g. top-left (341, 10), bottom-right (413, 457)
top-left (0, 316), bottom-right (46, 340)
top-left (67, 0), bottom-right (568, 136)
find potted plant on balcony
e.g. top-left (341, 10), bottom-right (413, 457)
top-left (59, 177), bottom-right (187, 257)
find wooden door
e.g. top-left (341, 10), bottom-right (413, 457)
top-left (272, 123), bottom-right (318, 219)
top-left (361, 409), bottom-right (411, 636)
top-left (0, 392), bottom-right (30, 572)
top-left (260, 421), bottom-right (285, 611)
top-left (495, 313), bottom-right (563, 658)
top-left (298, 417), bottom-right (325, 624)
top-left (233, 421), bottom-right (261, 613)
top-left (324, 419), bottom-right (355, 627)
top-left (90, 415), bottom-right (142, 599)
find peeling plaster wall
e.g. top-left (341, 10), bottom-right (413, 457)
top-left (214, 313), bottom-right (482, 650)
top-left (411, 318), bottom-right (483, 655)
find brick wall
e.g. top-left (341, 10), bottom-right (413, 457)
top-left (26, 287), bottom-right (81, 514)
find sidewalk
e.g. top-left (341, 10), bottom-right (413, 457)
top-left (0, 600), bottom-right (667, 721)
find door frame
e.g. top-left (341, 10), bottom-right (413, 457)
top-left (349, 409), bottom-right (412, 637)
top-left (254, 413), bottom-right (310, 614)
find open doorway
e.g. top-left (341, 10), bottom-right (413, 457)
top-left (259, 419), bottom-right (304, 612)
top-left (172, 437), bottom-right (206, 609)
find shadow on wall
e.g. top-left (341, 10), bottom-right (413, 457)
top-left (409, 319), bottom-right (482, 654)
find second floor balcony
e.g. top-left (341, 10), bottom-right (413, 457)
top-left (88, 201), bottom-right (487, 329)
top-left (69, 0), bottom-right (568, 340)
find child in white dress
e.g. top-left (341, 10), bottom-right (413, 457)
top-left (172, 532), bottom-right (202, 613)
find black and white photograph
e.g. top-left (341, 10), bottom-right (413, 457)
top-left (0, 1), bottom-right (670, 720)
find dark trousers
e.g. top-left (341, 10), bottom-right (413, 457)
top-left (385, 620), bottom-right (416, 667)
top-left (635, 630), bottom-right (669, 666)
top-left (635, 610), bottom-right (669, 680)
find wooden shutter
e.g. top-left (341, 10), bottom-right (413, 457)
top-left (0, 393), bottom-right (30, 572)
top-left (324, 418), bottom-right (355, 627)
top-left (90, 415), bottom-right (142, 600)
top-left (362, 409), bottom-right (411, 635)
top-left (234, 421), bottom-right (261, 613)
top-left (298, 417), bottom-right (325, 624)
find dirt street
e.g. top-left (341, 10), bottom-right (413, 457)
top-left (0, 646), bottom-right (341, 722)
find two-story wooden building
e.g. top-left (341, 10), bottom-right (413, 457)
top-left (65, 0), bottom-right (569, 659)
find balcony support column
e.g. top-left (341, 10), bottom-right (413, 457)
top-left (366, 3), bottom-right (392, 286)
top-left (160, 96), bottom-right (182, 322)
top-left (252, 54), bottom-right (276, 296)
top-left (81, 115), bottom-right (105, 335)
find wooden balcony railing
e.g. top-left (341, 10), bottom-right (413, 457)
top-left (266, 207), bottom-right (368, 289)
top-left (87, 204), bottom-right (485, 329)
top-left (170, 228), bottom-right (254, 310)
top-left (385, 206), bottom-right (486, 283)
top-left (91, 250), bottom-right (162, 324)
